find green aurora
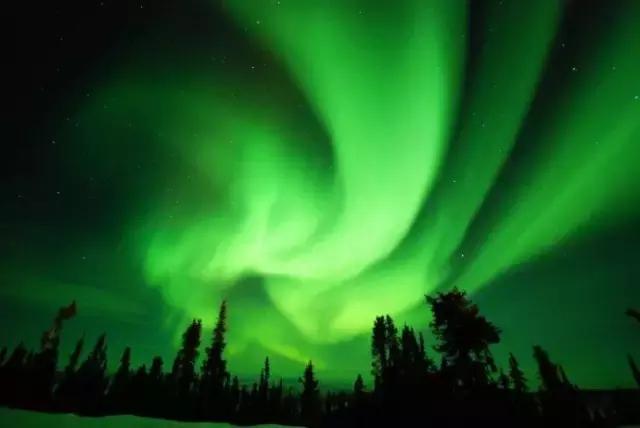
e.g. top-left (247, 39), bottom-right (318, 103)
top-left (3, 0), bottom-right (640, 389)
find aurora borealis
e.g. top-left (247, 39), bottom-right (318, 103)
top-left (3, 0), bottom-right (640, 388)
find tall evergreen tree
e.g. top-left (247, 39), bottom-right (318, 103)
top-left (108, 347), bottom-right (132, 410)
top-left (0, 346), bottom-right (7, 366)
top-left (200, 301), bottom-right (228, 417)
top-left (508, 353), bottom-right (527, 393)
top-left (299, 361), bottom-right (320, 427)
top-left (75, 334), bottom-right (108, 414)
top-left (426, 288), bottom-right (500, 389)
top-left (259, 356), bottom-right (270, 404)
top-left (558, 365), bottom-right (574, 390)
top-left (498, 369), bottom-right (510, 390)
top-left (533, 345), bottom-right (562, 392)
top-left (371, 315), bottom-right (387, 388)
top-left (354, 374), bottom-right (365, 397)
top-left (56, 337), bottom-right (85, 409)
top-left (627, 355), bottom-right (640, 388)
top-left (385, 316), bottom-right (400, 372)
top-left (229, 375), bottom-right (240, 415)
top-left (149, 356), bottom-right (163, 383)
top-left (0, 343), bottom-right (27, 405)
top-left (66, 337), bottom-right (85, 375)
top-left (172, 319), bottom-right (202, 411)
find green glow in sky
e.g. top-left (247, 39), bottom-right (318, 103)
top-left (2, 0), bottom-right (639, 388)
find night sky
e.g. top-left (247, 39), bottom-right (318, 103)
top-left (4, 0), bottom-right (640, 389)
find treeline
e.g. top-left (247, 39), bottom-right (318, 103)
top-left (0, 290), bottom-right (638, 427)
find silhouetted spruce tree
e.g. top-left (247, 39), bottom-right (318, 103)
top-left (558, 365), bottom-right (574, 390)
top-left (145, 356), bottom-right (165, 417)
top-left (533, 345), bottom-right (563, 392)
top-left (171, 319), bottom-right (202, 418)
top-left (498, 369), bottom-right (510, 390)
top-left (0, 346), bottom-right (7, 366)
top-left (66, 337), bottom-right (85, 375)
top-left (627, 355), bottom-right (640, 388)
top-left (75, 334), bottom-right (108, 414)
top-left (426, 288), bottom-right (500, 389)
top-left (55, 336), bottom-right (84, 410)
top-left (300, 360), bottom-right (320, 427)
top-left (30, 327), bottom-right (63, 407)
top-left (200, 301), bottom-right (228, 419)
top-left (129, 364), bottom-right (148, 414)
top-left (508, 352), bottom-right (527, 393)
top-left (371, 316), bottom-right (387, 389)
top-left (385, 316), bottom-right (400, 385)
top-left (257, 356), bottom-right (270, 418)
top-left (107, 347), bottom-right (132, 412)
top-left (269, 377), bottom-right (284, 421)
top-left (351, 373), bottom-right (367, 422)
top-left (263, 357), bottom-right (271, 390)
top-left (0, 343), bottom-right (27, 405)
top-left (399, 325), bottom-right (432, 382)
top-left (354, 374), bottom-right (365, 397)
top-left (229, 375), bottom-right (240, 416)
top-left (248, 381), bottom-right (259, 419)
top-left (533, 345), bottom-right (588, 426)
top-left (148, 356), bottom-right (163, 383)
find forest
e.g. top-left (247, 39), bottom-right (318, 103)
top-left (0, 290), bottom-right (638, 427)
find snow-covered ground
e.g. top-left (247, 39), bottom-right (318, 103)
top-left (0, 408), bottom-right (295, 427)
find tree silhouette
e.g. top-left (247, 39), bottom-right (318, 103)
top-left (498, 369), bottom-right (510, 389)
top-left (229, 375), bottom-right (240, 416)
top-left (628, 354), bottom-right (640, 388)
top-left (74, 334), bottom-right (108, 414)
top-left (259, 356), bottom-right (270, 403)
top-left (55, 336), bottom-right (84, 410)
top-left (300, 360), bottom-right (320, 427)
top-left (0, 343), bottom-right (27, 405)
top-left (1, 297), bottom-right (639, 427)
top-left (371, 316), bottom-right (387, 390)
top-left (171, 319), bottom-right (202, 418)
top-left (200, 301), bottom-right (228, 418)
top-left (533, 345), bottom-right (563, 393)
top-left (385, 316), bottom-right (399, 387)
top-left (107, 347), bottom-right (132, 412)
top-left (353, 374), bottom-right (365, 397)
top-left (508, 352), bottom-right (528, 393)
top-left (426, 288), bottom-right (500, 389)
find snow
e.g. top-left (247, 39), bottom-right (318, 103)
top-left (0, 408), bottom-right (295, 428)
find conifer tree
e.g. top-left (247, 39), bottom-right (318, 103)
top-left (427, 288), bottom-right (500, 389)
top-left (0, 346), bottom-right (7, 367)
top-left (354, 374), bottom-right (365, 397)
top-left (200, 301), bottom-right (228, 417)
top-left (533, 345), bottom-right (562, 392)
top-left (300, 361), bottom-right (320, 426)
top-left (75, 334), bottom-right (108, 414)
top-left (108, 347), bottom-right (132, 410)
top-left (173, 320), bottom-right (201, 399)
top-left (508, 353), bottom-right (527, 393)
top-left (627, 354), bottom-right (640, 388)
